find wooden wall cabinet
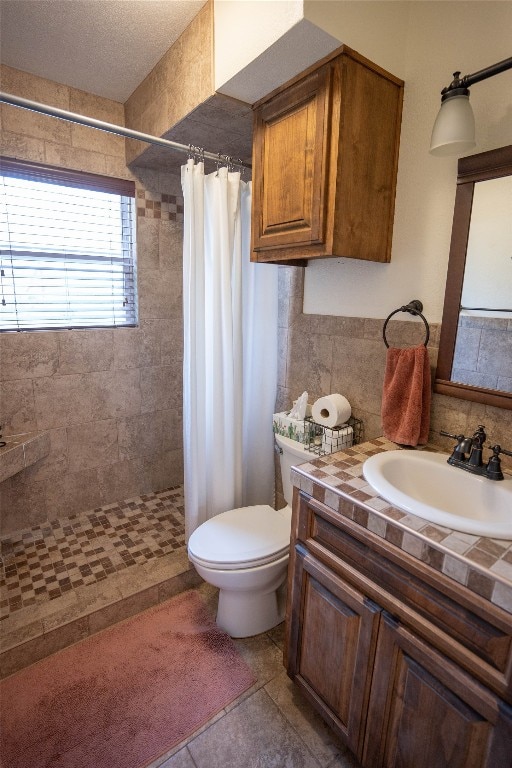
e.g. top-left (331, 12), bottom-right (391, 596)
top-left (251, 46), bottom-right (404, 264)
top-left (285, 492), bottom-right (512, 767)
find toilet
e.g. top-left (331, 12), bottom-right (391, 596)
top-left (187, 432), bottom-right (310, 637)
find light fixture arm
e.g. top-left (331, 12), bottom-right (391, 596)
top-left (431, 56), bottom-right (512, 156)
top-left (441, 56), bottom-right (512, 101)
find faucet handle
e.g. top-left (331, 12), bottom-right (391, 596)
top-left (440, 430), bottom-right (471, 464)
top-left (440, 430), bottom-right (471, 450)
top-left (486, 445), bottom-right (508, 481)
top-left (490, 444), bottom-right (512, 458)
top-left (440, 430), bottom-right (462, 441)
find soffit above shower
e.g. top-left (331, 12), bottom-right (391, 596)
top-left (128, 94), bottom-right (254, 176)
top-left (1, 0), bottom-right (341, 174)
top-left (124, 4), bottom-right (340, 171)
top-left (215, 18), bottom-right (342, 106)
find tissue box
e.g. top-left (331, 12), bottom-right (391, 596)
top-left (291, 398), bottom-right (312, 419)
top-left (273, 412), bottom-right (309, 444)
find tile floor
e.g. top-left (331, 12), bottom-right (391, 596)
top-left (0, 486), bottom-right (186, 620)
top-left (148, 584), bottom-right (362, 768)
top-left (0, 488), bottom-right (198, 678)
top-left (1, 490), bottom-right (363, 766)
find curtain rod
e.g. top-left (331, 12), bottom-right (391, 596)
top-left (0, 91), bottom-right (251, 171)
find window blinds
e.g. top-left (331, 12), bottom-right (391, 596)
top-left (0, 157), bottom-right (137, 331)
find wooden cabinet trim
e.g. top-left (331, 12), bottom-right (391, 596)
top-left (298, 493), bottom-right (512, 701)
top-left (252, 65), bottom-right (332, 252)
top-left (380, 612), bottom-right (506, 721)
top-left (363, 614), bottom-right (512, 768)
top-left (287, 544), bottom-right (381, 757)
top-left (251, 44), bottom-right (403, 110)
top-left (251, 47), bottom-right (403, 265)
top-left (301, 493), bottom-right (512, 634)
top-left (286, 489), bottom-right (512, 767)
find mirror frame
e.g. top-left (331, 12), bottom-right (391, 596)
top-left (435, 144), bottom-right (512, 410)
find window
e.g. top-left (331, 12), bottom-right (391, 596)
top-left (0, 157), bottom-right (137, 331)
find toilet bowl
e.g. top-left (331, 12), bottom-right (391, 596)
top-left (187, 432), bottom-right (310, 637)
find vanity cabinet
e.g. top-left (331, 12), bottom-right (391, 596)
top-left (287, 546), bottom-right (380, 755)
top-left (251, 46), bottom-right (403, 264)
top-left (285, 492), bottom-right (512, 767)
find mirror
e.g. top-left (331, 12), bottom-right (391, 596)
top-left (435, 144), bottom-right (512, 410)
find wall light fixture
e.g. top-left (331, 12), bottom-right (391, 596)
top-left (430, 56), bottom-right (512, 156)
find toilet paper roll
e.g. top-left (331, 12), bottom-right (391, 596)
top-left (311, 394), bottom-right (352, 428)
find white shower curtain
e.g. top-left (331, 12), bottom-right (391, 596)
top-left (181, 160), bottom-right (278, 539)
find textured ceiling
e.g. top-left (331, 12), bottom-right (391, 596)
top-left (0, 0), bottom-right (208, 102)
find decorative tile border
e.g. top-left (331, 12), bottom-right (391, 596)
top-left (136, 189), bottom-right (184, 220)
top-left (291, 438), bottom-right (512, 615)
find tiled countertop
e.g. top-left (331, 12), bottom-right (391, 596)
top-left (290, 437), bottom-right (512, 615)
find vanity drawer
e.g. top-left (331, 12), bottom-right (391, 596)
top-left (296, 492), bottom-right (512, 702)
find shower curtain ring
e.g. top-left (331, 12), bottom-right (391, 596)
top-left (216, 152), bottom-right (222, 176)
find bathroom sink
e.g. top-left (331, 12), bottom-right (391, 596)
top-left (363, 450), bottom-right (512, 539)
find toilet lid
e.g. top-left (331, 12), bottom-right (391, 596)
top-left (188, 505), bottom-right (291, 569)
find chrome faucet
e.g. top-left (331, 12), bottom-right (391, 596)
top-left (440, 425), bottom-right (512, 481)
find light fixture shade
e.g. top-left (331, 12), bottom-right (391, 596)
top-left (429, 94), bottom-right (476, 156)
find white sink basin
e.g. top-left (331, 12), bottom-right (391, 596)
top-left (363, 450), bottom-right (512, 540)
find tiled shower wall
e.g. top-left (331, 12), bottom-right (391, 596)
top-left (124, 0), bottom-right (213, 166)
top-left (452, 315), bottom-right (512, 392)
top-left (0, 67), bottom-right (184, 534)
top-left (276, 268), bottom-right (512, 476)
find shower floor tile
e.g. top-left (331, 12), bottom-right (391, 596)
top-left (0, 486), bottom-right (186, 621)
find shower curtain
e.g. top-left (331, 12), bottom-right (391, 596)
top-left (181, 160), bottom-right (278, 539)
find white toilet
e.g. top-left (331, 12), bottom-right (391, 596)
top-left (187, 432), bottom-right (310, 637)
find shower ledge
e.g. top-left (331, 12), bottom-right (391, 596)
top-left (0, 431), bottom-right (51, 484)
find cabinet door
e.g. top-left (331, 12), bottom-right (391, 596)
top-left (364, 612), bottom-right (512, 768)
top-left (251, 65), bottom-right (332, 259)
top-left (287, 546), bottom-right (381, 757)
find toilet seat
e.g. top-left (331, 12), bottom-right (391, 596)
top-left (188, 505), bottom-right (291, 571)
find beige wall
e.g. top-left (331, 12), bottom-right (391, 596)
top-left (0, 66), bottom-right (184, 533)
top-left (279, 2), bottom-right (512, 469)
top-left (303, 1), bottom-right (512, 320)
top-left (214, 0), bottom-right (303, 91)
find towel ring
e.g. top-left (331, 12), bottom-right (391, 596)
top-left (382, 299), bottom-right (430, 349)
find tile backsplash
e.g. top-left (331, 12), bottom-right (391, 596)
top-left (276, 266), bottom-right (512, 476)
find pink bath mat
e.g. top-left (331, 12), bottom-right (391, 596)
top-left (0, 590), bottom-right (256, 768)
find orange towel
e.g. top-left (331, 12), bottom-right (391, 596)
top-left (381, 345), bottom-right (431, 447)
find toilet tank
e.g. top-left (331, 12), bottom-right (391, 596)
top-left (275, 433), bottom-right (311, 506)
